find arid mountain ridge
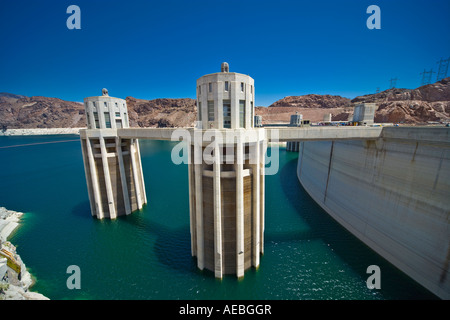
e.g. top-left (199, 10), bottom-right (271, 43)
top-left (1, 77), bottom-right (449, 129)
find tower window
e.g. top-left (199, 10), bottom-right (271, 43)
top-left (224, 81), bottom-right (229, 92)
top-left (239, 100), bottom-right (245, 128)
top-left (104, 102), bottom-right (108, 110)
top-left (241, 82), bottom-right (244, 92)
top-left (223, 100), bottom-right (231, 128)
top-left (198, 102), bottom-right (202, 121)
top-left (93, 112), bottom-right (99, 129)
top-left (208, 100), bottom-right (214, 121)
top-left (104, 112), bottom-right (111, 128)
top-left (209, 83), bottom-right (212, 93)
top-left (198, 86), bottom-right (201, 95)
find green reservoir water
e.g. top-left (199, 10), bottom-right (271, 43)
top-left (0, 135), bottom-right (437, 299)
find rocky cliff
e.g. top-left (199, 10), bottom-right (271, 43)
top-left (125, 97), bottom-right (197, 128)
top-left (350, 77), bottom-right (450, 124)
top-left (0, 94), bottom-right (85, 129)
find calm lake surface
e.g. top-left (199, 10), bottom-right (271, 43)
top-left (0, 135), bottom-right (437, 299)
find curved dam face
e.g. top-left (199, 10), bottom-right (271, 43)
top-left (297, 127), bottom-right (450, 299)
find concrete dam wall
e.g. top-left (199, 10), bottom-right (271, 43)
top-left (297, 127), bottom-right (450, 299)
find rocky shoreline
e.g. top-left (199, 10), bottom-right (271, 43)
top-left (0, 207), bottom-right (49, 300)
top-left (0, 127), bottom-right (82, 136)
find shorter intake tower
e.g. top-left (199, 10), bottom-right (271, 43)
top-left (80, 89), bottom-right (146, 219)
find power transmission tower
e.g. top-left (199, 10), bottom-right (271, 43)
top-left (436, 57), bottom-right (449, 81)
top-left (389, 78), bottom-right (398, 89)
top-left (420, 69), bottom-right (435, 86)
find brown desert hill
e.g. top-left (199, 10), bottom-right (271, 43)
top-left (0, 93), bottom-right (85, 129)
top-left (125, 97), bottom-right (197, 128)
top-left (350, 77), bottom-right (450, 124)
top-left (256, 94), bottom-right (353, 124)
top-left (257, 78), bottom-right (450, 125)
top-left (269, 94), bottom-right (352, 109)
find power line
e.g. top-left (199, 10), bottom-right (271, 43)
top-left (0, 139), bottom-right (79, 149)
top-left (420, 69), bottom-right (435, 86)
top-left (436, 57), bottom-right (449, 81)
top-left (389, 78), bottom-right (398, 89)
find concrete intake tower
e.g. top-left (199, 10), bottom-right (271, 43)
top-left (80, 89), bottom-right (147, 219)
top-left (189, 63), bottom-right (265, 278)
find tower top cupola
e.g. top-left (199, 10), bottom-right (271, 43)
top-left (196, 63), bottom-right (255, 130)
top-left (221, 62), bottom-right (229, 73)
top-left (84, 89), bottom-right (129, 130)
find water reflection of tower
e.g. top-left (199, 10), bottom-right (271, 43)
top-left (189, 63), bottom-right (265, 278)
top-left (286, 112), bottom-right (302, 152)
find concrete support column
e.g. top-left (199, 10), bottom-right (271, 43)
top-left (115, 137), bottom-right (131, 215)
top-left (252, 140), bottom-right (261, 267)
top-left (99, 135), bottom-right (117, 219)
top-left (109, 102), bottom-right (116, 129)
top-left (231, 81), bottom-right (239, 129)
top-left (194, 142), bottom-right (204, 270)
top-left (135, 139), bottom-right (147, 204)
top-left (260, 139), bottom-right (265, 254)
top-left (85, 137), bottom-right (103, 219)
top-left (245, 83), bottom-right (251, 129)
top-left (130, 139), bottom-right (143, 209)
top-left (213, 142), bottom-right (223, 278)
top-left (236, 138), bottom-right (245, 278)
top-left (88, 105), bottom-right (96, 129)
top-left (188, 145), bottom-right (196, 257)
top-left (200, 84), bottom-right (207, 130)
top-left (80, 138), bottom-right (95, 216)
top-left (217, 82), bottom-right (223, 130)
top-left (98, 102), bottom-right (106, 129)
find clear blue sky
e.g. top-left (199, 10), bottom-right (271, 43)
top-left (0, 0), bottom-right (449, 106)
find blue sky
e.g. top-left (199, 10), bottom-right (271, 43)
top-left (0, 0), bottom-right (449, 106)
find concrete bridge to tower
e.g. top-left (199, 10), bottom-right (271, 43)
top-left (80, 125), bottom-right (383, 142)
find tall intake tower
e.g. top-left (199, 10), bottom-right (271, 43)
top-left (189, 63), bottom-right (266, 279)
top-left (80, 89), bottom-right (146, 219)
